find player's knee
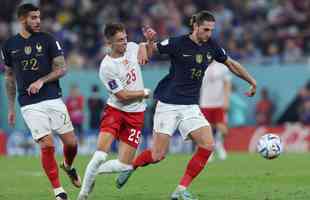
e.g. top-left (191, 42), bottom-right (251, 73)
top-left (198, 141), bottom-right (215, 151)
top-left (38, 135), bottom-right (54, 148)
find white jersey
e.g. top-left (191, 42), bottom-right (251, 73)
top-left (99, 42), bottom-right (146, 112)
top-left (200, 61), bottom-right (231, 108)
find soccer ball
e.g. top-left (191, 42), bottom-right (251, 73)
top-left (257, 134), bottom-right (282, 159)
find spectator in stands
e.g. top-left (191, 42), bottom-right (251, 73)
top-left (87, 84), bottom-right (105, 131)
top-left (66, 84), bottom-right (85, 144)
top-left (255, 87), bottom-right (275, 126)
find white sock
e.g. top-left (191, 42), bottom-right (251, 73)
top-left (215, 131), bottom-right (227, 160)
top-left (54, 187), bottom-right (65, 196)
top-left (97, 159), bottom-right (133, 174)
top-left (176, 185), bottom-right (186, 191)
top-left (80, 151), bottom-right (108, 195)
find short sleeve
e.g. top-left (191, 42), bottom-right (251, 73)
top-left (157, 38), bottom-right (177, 55)
top-left (99, 61), bottom-right (124, 94)
top-left (1, 43), bottom-right (12, 67)
top-left (212, 40), bottom-right (228, 63)
top-left (47, 34), bottom-right (64, 59)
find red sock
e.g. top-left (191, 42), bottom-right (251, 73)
top-left (41, 147), bottom-right (61, 188)
top-left (63, 144), bottom-right (77, 167)
top-left (179, 147), bottom-right (212, 187)
top-left (133, 149), bottom-right (164, 169)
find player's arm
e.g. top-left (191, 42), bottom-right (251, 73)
top-left (224, 57), bottom-right (256, 96)
top-left (4, 65), bottom-right (16, 127)
top-left (27, 55), bottom-right (67, 95)
top-left (115, 89), bottom-right (150, 103)
top-left (138, 27), bottom-right (157, 65)
top-left (41, 55), bottom-right (67, 83)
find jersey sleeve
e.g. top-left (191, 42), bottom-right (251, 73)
top-left (99, 61), bottom-right (124, 94)
top-left (1, 43), bottom-right (12, 67)
top-left (212, 40), bottom-right (228, 63)
top-left (47, 34), bottom-right (64, 59)
top-left (157, 38), bottom-right (177, 55)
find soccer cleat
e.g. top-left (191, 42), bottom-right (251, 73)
top-left (55, 192), bottom-right (68, 200)
top-left (170, 189), bottom-right (198, 200)
top-left (116, 169), bottom-right (134, 189)
top-left (60, 162), bottom-right (82, 188)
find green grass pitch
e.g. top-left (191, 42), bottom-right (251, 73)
top-left (0, 153), bottom-right (309, 200)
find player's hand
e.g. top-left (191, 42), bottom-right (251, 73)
top-left (8, 110), bottom-right (16, 127)
top-left (143, 88), bottom-right (151, 99)
top-left (245, 83), bottom-right (256, 97)
top-left (138, 44), bottom-right (149, 65)
top-left (27, 79), bottom-right (44, 95)
top-left (142, 26), bottom-right (156, 42)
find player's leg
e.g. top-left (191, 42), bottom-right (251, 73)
top-left (172, 106), bottom-right (213, 200)
top-left (78, 132), bottom-right (114, 199)
top-left (58, 131), bottom-right (81, 187)
top-left (21, 105), bottom-right (68, 199)
top-left (97, 111), bottom-right (144, 174)
top-left (98, 142), bottom-right (135, 174)
top-left (47, 98), bottom-right (81, 187)
top-left (78, 106), bottom-right (121, 199)
top-left (116, 132), bottom-right (170, 188)
top-left (214, 108), bottom-right (228, 160)
top-left (117, 101), bottom-right (179, 188)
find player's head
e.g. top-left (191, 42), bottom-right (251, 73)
top-left (104, 23), bottom-right (127, 55)
top-left (17, 3), bottom-right (40, 33)
top-left (190, 10), bottom-right (215, 43)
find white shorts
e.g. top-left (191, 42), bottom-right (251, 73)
top-left (153, 101), bottom-right (210, 140)
top-left (21, 98), bottom-right (74, 140)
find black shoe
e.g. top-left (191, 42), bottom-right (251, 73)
top-left (60, 162), bottom-right (81, 188)
top-left (55, 192), bottom-right (68, 200)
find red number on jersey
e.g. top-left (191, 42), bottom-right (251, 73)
top-left (126, 69), bottom-right (136, 84)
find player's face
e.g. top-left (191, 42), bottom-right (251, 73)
top-left (22, 11), bottom-right (41, 33)
top-left (111, 31), bottom-right (127, 54)
top-left (196, 21), bottom-right (215, 43)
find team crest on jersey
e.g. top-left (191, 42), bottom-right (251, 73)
top-left (195, 54), bottom-right (203, 64)
top-left (36, 43), bottom-right (43, 53)
top-left (24, 46), bottom-right (32, 55)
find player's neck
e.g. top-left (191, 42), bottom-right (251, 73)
top-left (189, 33), bottom-right (202, 46)
top-left (110, 50), bottom-right (124, 58)
top-left (19, 29), bottom-right (32, 39)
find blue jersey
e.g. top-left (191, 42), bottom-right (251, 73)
top-left (154, 35), bottom-right (228, 105)
top-left (1, 32), bottom-right (64, 106)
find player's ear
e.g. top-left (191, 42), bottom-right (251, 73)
top-left (18, 15), bottom-right (27, 24)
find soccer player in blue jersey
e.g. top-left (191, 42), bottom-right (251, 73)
top-left (1, 4), bottom-right (81, 200)
top-left (116, 10), bottom-right (257, 200)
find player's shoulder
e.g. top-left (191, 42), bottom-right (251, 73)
top-left (2, 34), bottom-right (21, 48)
top-left (99, 55), bottom-right (114, 72)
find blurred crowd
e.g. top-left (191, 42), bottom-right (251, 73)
top-left (1, 0), bottom-right (310, 71)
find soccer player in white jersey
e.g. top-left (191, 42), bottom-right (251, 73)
top-left (200, 61), bottom-right (232, 160)
top-left (77, 23), bottom-right (156, 200)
